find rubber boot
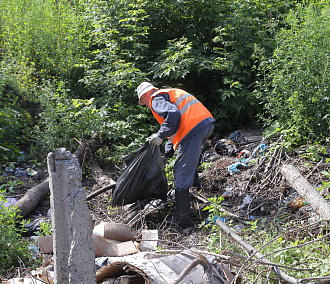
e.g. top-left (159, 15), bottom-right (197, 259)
top-left (175, 188), bottom-right (193, 228)
top-left (192, 170), bottom-right (201, 189)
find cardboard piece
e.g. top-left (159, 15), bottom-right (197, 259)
top-left (37, 233), bottom-right (139, 257)
top-left (93, 234), bottom-right (139, 257)
top-left (137, 230), bottom-right (158, 252)
top-left (96, 250), bottom-right (229, 284)
top-left (38, 235), bottom-right (53, 254)
top-left (93, 222), bottom-right (134, 241)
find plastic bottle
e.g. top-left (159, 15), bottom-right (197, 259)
top-left (287, 197), bottom-right (307, 210)
top-left (233, 224), bottom-right (244, 232)
top-left (221, 190), bottom-right (233, 198)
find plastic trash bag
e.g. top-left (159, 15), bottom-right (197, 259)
top-left (112, 142), bottom-right (168, 206)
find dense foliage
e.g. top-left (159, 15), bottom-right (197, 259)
top-left (0, 0), bottom-right (329, 160)
top-left (255, 2), bottom-right (330, 144)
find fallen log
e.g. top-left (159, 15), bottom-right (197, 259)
top-left (14, 178), bottom-right (50, 219)
top-left (216, 219), bottom-right (299, 284)
top-left (280, 164), bottom-right (330, 221)
top-left (14, 133), bottom-right (104, 219)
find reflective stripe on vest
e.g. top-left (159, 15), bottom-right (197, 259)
top-left (150, 88), bottom-right (213, 150)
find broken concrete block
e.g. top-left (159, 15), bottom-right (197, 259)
top-left (47, 148), bottom-right (96, 284)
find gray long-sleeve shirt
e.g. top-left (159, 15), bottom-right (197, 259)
top-left (151, 93), bottom-right (181, 140)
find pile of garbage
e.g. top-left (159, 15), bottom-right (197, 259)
top-left (2, 222), bottom-right (237, 284)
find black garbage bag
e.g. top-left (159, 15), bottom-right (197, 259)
top-left (111, 142), bottom-right (168, 207)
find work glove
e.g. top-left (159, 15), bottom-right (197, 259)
top-left (165, 141), bottom-right (175, 158)
top-left (149, 133), bottom-right (163, 145)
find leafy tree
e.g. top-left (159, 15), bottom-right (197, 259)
top-left (0, 0), bottom-right (303, 160)
top-left (146, 0), bottom-right (295, 129)
top-left (254, 2), bottom-right (330, 143)
top-left (0, 0), bottom-right (90, 159)
top-left (0, 0), bottom-right (88, 99)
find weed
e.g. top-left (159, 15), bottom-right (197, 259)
top-left (0, 179), bottom-right (23, 193)
top-left (35, 220), bottom-right (52, 237)
top-left (0, 192), bottom-right (31, 275)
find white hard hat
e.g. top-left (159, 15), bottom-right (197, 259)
top-left (136, 82), bottom-right (157, 103)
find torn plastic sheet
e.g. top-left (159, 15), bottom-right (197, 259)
top-left (95, 250), bottom-right (231, 284)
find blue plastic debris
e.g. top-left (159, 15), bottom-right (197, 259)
top-left (15, 168), bottom-right (29, 178)
top-left (205, 216), bottom-right (227, 224)
top-left (18, 151), bottom-right (25, 163)
top-left (228, 162), bottom-right (248, 175)
top-left (228, 143), bottom-right (267, 175)
top-left (26, 168), bottom-right (38, 178)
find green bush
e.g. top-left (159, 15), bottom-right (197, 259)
top-left (0, 192), bottom-right (31, 275)
top-left (33, 83), bottom-right (155, 159)
top-left (0, 68), bottom-right (33, 167)
top-left (79, 0), bottom-right (296, 132)
top-left (254, 2), bottom-right (330, 144)
top-left (0, 0), bottom-right (88, 99)
top-left (149, 0), bottom-right (295, 130)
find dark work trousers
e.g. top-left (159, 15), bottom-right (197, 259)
top-left (174, 122), bottom-right (214, 192)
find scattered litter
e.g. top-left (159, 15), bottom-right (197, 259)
top-left (202, 149), bottom-right (219, 163)
top-left (93, 235), bottom-right (139, 257)
top-left (227, 143), bottom-right (267, 174)
top-left (4, 167), bottom-right (15, 175)
top-left (287, 196), bottom-right (308, 210)
top-left (228, 161), bottom-right (249, 175)
top-left (24, 218), bottom-right (51, 236)
top-left (138, 229), bottom-right (159, 251)
top-left (38, 235), bottom-right (53, 254)
top-left (206, 216), bottom-right (227, 224)
top-left (26, 168), bottom-right (39, 178)
top-left (228, 130), bottom-right (248, 145)
top-left (15, 168), bottom-right (29, 178)
top-left (239, 195), bottom-right (252, 210)
top-left (221, 190), bottom-right (233, 199)
top-left (28, 242), bottom-right (39, 256)
top-left (237, 149), bottom-right (251, 159)
top-left (1, 197), bottom-right (18, 208)
top-left (224, 184), bottom-right (236, 192)
top-left (96, 250), bottom-right (230, 284)
top-left (214, 139), bottom-right (238, 156)
top-left (93, 222), bottom-right (134, 241)
top-left (3, 166), bottom-right (39, 179)
top-left (2, 267), bottom-right (54, 284)
top-left (233, 224), bottom-right (244, 232)
top-left (308, 214), bottom-right (321, 223)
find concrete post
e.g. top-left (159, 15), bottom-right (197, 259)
top-left (47, 148), bottom-right (96, 284)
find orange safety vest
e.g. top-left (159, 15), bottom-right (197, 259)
top-left (150, 88), bottom-right (213, 150)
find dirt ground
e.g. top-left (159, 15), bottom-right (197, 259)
top-left (84, 124), bottom-right (330, 265)
top-left (2, 123), bottom-right (330, 282)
